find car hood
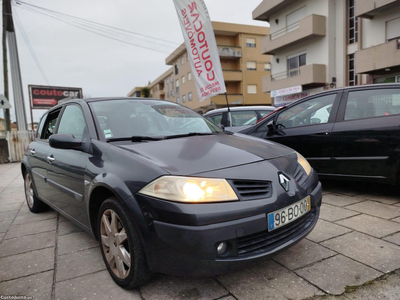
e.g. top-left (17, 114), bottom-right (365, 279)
top-left (116, 134), bottom-right (295, 175)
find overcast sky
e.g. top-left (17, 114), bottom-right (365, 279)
top-left (0, 0), bottom-right (268, 123)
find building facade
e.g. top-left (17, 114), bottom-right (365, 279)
top-left (138, 21), bottom-right (272, 114)
top-left (252, 0), bottom-right (400, 106)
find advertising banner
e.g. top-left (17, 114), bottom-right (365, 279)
top-left (29, 85), bottom-right (83, 109)
top-left (172, 0), bottom-right (226, 101)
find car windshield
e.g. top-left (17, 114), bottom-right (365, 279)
top-left (90, 99), bottom-right (222, 140)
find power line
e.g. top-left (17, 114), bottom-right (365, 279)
top-left (13, 8), bottom-right (50, 84)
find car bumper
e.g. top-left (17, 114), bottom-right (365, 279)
top-left (132, 180), bottom-right (322, 276)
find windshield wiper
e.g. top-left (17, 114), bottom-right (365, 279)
top-left (107, 136), bottom-right (163, 143)
top-left (163, 132), bottom-right (218, 140)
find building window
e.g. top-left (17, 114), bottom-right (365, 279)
top-left (348, 0), bottom-right (358, 44)
top-left (246, 38), bottom-right (256, 48)
top-left (176, 79), bottom-right (179, 87)
top-left (348, 53), bottom-right (357, 86)
top-left (182, 75), bottom-right (186, 84)
top-left (247, 85), bottom-right (257, 94)
top-left (188, 72), bottom-right (192, 81)
top-left (246, 61), bottom-right (257, 70)
top-left (175, 64), bottom-right (179, 75)
top-left (264, 62), bottom-right (271, 71)
top-left (287, 53), bottom-right (306, 77)
top-left (188, 92), bottom-right (193, 101)
top-left (386, 17), bottom-right (400, 42)
top-left (176, 97), bottom-right (180, 103)
top-left (182, 94), bottom-right (186, 103)
top-left (181, 55), bottom-right (185, 65)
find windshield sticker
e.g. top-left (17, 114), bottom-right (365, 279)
top-left (104, 129), bottom-right (113, 139)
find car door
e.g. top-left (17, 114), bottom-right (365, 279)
top-left (46, 104), bottom-right (91, 226)
top-left (250, 92), bottom-right (341, 174)
top-left (330, 86), bottom-right (400, 184)
top-left (27, 109), bottom-right (61, 200)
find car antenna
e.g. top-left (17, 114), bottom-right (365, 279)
top-left (224, 92), bottom-right (232, 128)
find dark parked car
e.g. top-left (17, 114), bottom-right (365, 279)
top-left (22, 97), bottom-right (321, 289)
top-left (238, 84), bottom-right (400, 185)
top-left (203, 105), bottom-right (276, 132)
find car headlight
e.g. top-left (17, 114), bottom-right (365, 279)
top-left (139, 176), bottom-right (238, 203)
top-left (296, 152), bottom-right (312, 176)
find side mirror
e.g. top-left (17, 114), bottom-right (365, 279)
top-left (218, 124), bottom-right (225, 132)
top-left (266, 120), bottom-right (285, 136)
top-left (49, 134), bottom-right (82, 150)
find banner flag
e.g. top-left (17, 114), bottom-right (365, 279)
top-left (172, 0), bottom-right (226, 101)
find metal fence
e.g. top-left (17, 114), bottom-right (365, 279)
top-left (6, 131), bottom-right (35, 162)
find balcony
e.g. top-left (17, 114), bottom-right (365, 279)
top-left (223, 70), bottom-right (242, 82)
top-left (355, 0), bottom-right (400, 18)
top-left (218, 46), bottom-right (242, 59)
top-left (355, 39), bottom-right (400, 74)
top-left (261, 15), bottom-right (326, 55)
top-left (211, 94), bottom-right (243, 105)
top-left (263, 64), bottom-right (326, 93)
top-left (253, 0), bottom-right (292, 21)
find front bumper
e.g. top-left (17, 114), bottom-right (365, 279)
top-left (133, 180), bottom-right (322, 276)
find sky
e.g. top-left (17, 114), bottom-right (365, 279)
top-left (0, 0), bottom-right (269, 123)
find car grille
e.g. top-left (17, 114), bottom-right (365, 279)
top-left (229, 180), bottom-right (272, 201)
top-left (236, 208), bottom-right (317, 258)
top-left (293, 164), bottom-right (308, 186)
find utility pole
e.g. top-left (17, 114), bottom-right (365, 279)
top-left (3, 0), bottom-right (28, 131)
top-left (2, 0), bottom-right (11, 132)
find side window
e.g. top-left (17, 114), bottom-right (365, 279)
top-left (275, 94), bottom-right (337, 129)
top-left (41, 110), bottom-right (61, 140)
top-left (206, 114), bottom-right (222, 125)
top-left (345, 89), bottom-right (400, 120)
top-left (231, 111), bottom-right (258, 126)
top-left (36, 113), bottom-right (47, 139)
top-left (57, 105), bottom-right (86, 139)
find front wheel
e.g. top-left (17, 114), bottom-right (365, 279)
top-left (24, 172), bottom-right (47, 213)
top-left (98, 198), bottom-right (152, 289)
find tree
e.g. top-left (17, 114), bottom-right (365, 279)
top-left (141, 87), bottom-right (150, 98)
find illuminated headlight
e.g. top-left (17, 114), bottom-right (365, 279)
top-left (139, 176), bottom-right (238, 203)
top-left (296, 152), bottom-right (312, 176)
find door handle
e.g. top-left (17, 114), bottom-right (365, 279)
top-left (312, 130), bottom-right (330, 136)
top-left (30, 149), bottom-right (36, 155)
top-left (47, 155), bottom-right (55, 163)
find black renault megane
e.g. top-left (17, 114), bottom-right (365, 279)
top-left (22, 97), bottom-right (322, 289)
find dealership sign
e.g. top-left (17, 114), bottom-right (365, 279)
top-left (29, 85), bottom-right (83, 109)
top-left (271, 85), bottom-right (302, 98)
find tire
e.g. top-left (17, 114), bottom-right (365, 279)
top-left (98, 198), bottom-right (153, 289)
top-left (24, 172), bottom-right (48, 213)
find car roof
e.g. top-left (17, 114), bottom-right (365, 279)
top-left (204, 105), bottom-right (275, 116)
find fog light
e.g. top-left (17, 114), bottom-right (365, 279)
top-left (217, 242), bottom-right (228, 255)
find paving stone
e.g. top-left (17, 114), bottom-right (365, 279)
top-left (0, 247), bottom-right (54, 281)
top-left (0, 231), bottom-right (56, 257)
top-left (307, 219), bottom-right (352, 243)
top-left (0, 220), bottom-right (13, 234)
top-left (391, 217), bottom-right (400, 223)
top-left (296, 255), bottom-right (383, 295)
top-left (217, 296), bottom-right (236, 300)
top-left (55, 270), bottom-right (139, 300)
top-left (383, 232), bottom-right (400, 246)
top-left (0, 202), bottom-right (22, 213)
top-left (336, 214), bottom-right (400, 238)
top-left (321, 232), bottom-right (400, 273)
top-left (0, 270), bottom-right (53, 299)
top-left (346, 201), bottom-right (400, 219)
top-left (249, 259), bottom-right (290, 279)
top-left (320, 204), bottom-right (360, 222)
top-left (322, 193), bottom-right (365, 207)
top-left (0, 197), bottom-right (24, 205)
top-left (12, 209), bottom-right (57, 225)
top-left (0, 233), bottom-right (4, 242)
top-left (141, 274), bottom-right (227, 300)
top-left (58, 220), bottom-right (84, 236)
top-left (56, 248), bottom-right (105, 282)
top-left (57, 231), bottom-right (98, 255)
top-left (218, 267), bottom-right (323, 300)
top-left (272, 239), bottom-right (336, 270)
top-left (5, 218), bottom-right (57, 239)
top-left (358, 192), bottom-right (400, 205)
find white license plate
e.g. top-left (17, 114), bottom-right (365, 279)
top-left (267, 196), bottom-right (311, 231)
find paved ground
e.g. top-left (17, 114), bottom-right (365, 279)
top-left (1, 162), bottom-right (400, 300)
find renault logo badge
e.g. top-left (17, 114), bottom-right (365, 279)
top-left (279, 173), bottom-right (290, 192)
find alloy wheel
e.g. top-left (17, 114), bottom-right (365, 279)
top-left (100, 209), bottom-right (131, 279)
top-left (25, 173), bottom-right (34, 208)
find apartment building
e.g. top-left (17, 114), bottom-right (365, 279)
top-left (145, 21), bottom-right (272, 114)
top-left (127, 86), bottom-right (146, 97)
top-left (252, 0), bottom-right (400, 107)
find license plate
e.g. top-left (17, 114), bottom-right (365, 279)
top-left (267, 196), bottom-right (311, 231)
